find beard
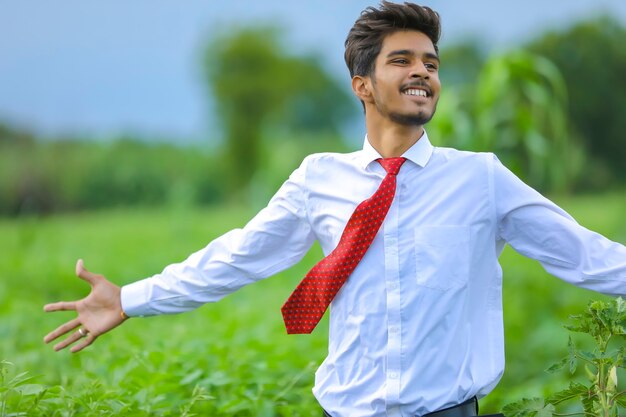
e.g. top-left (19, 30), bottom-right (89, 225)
top-left (371, 76), bottom-right (439, 127)
top-left (375, 100), bottom-right (438, 126)
top-left (387, 108), bottom-right (436, 126)
top-left (370, 80), bottom-right (439, 126)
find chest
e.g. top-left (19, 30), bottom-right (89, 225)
top-left (306, 162), bottom-right (492, 253)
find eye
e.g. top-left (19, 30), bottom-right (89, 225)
top-left (424, 62), bottom-right (438, 71)
top-left (391, 58), bottom-right (409, 65)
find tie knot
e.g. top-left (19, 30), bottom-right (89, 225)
top-left (378, 157), bottom-right (406, 175)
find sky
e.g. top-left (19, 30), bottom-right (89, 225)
top-left (1, 0), bottom-right (626, 142)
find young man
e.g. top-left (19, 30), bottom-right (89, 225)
top-left (44, 2), bottom-right (626, 417)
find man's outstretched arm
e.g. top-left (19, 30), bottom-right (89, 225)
top-left (43, 157), bottom-right (316, 352)
top-left (43, 259), bottom-right (128, 353)
top-left (492, 155), bottom-right (626, 295)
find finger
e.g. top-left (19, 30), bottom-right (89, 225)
top-left (53, 329), bottom-right (84, 351)
top-left (43, 301), bottom-right (77, 312)
top-left (70, 333), bottom-right (97, 353)
top-left (43, 317), bottom-right (81, 344)
top-left (75, 259), bottom-right (101, 285)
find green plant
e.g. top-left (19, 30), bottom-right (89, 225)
top-left (504, 298), bottom-right (626, 417)
top-left (1, 198), bottom-right (623, 415)
top-left (0, 360), bottom-right (48, 416)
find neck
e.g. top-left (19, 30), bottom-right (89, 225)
top-left (365, 113), bottom-right (424, 158)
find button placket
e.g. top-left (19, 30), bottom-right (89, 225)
top-left (384, 171), bottom-right (402, 410)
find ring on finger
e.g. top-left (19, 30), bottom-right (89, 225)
top-left (78, 328), bottom-right (89, 337)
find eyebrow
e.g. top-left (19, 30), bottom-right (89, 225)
top-left (386, 49), bottom-right (440, 63)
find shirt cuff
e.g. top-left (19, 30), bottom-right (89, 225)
top-left (121, 280), bottom-right (157, 317)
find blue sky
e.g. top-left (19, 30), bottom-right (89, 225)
top-left (1, 0), bottom-right (625, 142)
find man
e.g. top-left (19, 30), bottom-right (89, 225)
top-left (44, 2), bottom-right (626, 417)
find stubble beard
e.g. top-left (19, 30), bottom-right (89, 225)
top-left (370, 78), bottom-right (438, 127)
top-left (376, 100), bottom-right (438, 127)
top-left (388, 108), bottom-right (435, 126)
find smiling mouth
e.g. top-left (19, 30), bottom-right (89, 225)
top-left (402, 88), bottom-right (429, 98)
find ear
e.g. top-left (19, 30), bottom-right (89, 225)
top-left (352, 75), bottom-right (374, 104)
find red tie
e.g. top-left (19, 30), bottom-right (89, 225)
top-left (281, 157), bottom-right (407, 334)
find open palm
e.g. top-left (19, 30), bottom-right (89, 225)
top-left (43, 259), bottom-right (127, 353)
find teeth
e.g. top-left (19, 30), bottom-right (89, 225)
top-left (403, 89), bottom-right (428, 97)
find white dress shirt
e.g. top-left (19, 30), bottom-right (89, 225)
top-left (121, 132), bottom-right (626, 417)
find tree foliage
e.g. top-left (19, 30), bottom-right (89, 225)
top-left (430, 50), bottom-right (584, 193)
top-left (203, 26), bottom-right (356, 191)
top-left (0, 136), bottom-right (223, 216)
top-left (473, 51), bottom-right (584, 193)
top-left (438, 40), bottom-right (486, 88)
top-left (527, 16), bottom-right (626, 186)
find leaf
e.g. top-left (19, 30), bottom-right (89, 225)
top-left (203, 371), bottom-right (232, 387)
top-left (180, 369), bottom-right (203, 385)
top-left (13, 383), bottom-right (47, 396)
top-left (578, 350), bottom-right (597, 362)
top-left (568, 337), bottom-right (578, 374)
top-left (584, 364), bottom-right (597, 384)
top-left (545, 357), bottom-right (567, 374)
top-left (610, 323), bottom-right (625, 336)
top-left (536, 404), bottom-right (555, 417)
top-left (581, 392), bottom-right (595, 416)
top-left (617, 347), bottom-right (626, 369)
top-left (565, 314), bottom-right (585, 333)
top-left (5, 371), bottom-right (33, 388)
top-left (547, 382), bottom-right (590, 405)
top-left (503, 397), bottom-right (554, 417)
top-left (607, 365), bottom-right (617, 393)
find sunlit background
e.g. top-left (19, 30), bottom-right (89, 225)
top-left (1, 2), bottom-right (625, 416)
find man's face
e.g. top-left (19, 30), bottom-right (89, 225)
top-left (369, 30), bottom-right (441, 126)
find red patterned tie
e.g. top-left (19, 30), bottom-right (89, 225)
top-left (281, 157), bottom-right (407, 334)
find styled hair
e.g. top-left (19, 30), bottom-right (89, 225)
top-left (344, 1), bottom-right (441, 78)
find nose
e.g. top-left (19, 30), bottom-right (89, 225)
top-left (409, 61), bottom-right (429, 79)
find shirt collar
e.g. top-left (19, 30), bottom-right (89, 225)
top-left (359, 130), bottom-right (434, 170)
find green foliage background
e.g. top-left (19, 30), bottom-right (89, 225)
top-left (527, 16), bottom-right (626, 187)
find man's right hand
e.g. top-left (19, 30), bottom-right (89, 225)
top-left (43, 259), bottom-right (128, 353)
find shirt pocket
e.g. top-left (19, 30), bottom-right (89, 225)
top-left (414, 225), bottom-right (471, 291)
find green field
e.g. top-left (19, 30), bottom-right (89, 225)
top-left (1, 191), bottom-right (625, 416)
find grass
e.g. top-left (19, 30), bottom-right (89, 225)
top-left (0, 190), bottom-right (625, 415)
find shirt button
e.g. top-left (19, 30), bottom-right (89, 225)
top-left (389, 282), bottom-right (398, 290)
top-left (389, 372), bottom-right (398, 379)
top-left (390, 326), bottom-right (399, 334)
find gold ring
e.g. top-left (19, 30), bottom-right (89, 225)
top-left (78, 328), bottom-right (89, 337)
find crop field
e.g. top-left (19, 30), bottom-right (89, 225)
top-left (1, 191), bottom-right (625, 416)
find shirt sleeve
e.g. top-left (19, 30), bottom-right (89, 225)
top-left (121, 157), bottom-right (316, 316)
top-left (492, 155), bottom-right (626, 296)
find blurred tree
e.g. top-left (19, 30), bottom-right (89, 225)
top-left (527, 16), bottom-right (626, 187)
top-left (0, 123), bottom-right (35, 146)
top-left (473, 51), bottom-right (584, 193)
top-left (427, 41), bottom-right (486, 152)
top-left (438, 39), bottom-right (486, 88)
top-left (430, 51), bottom-right (584, 193)
top-left (203, 26), bottom-right (356, 191)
